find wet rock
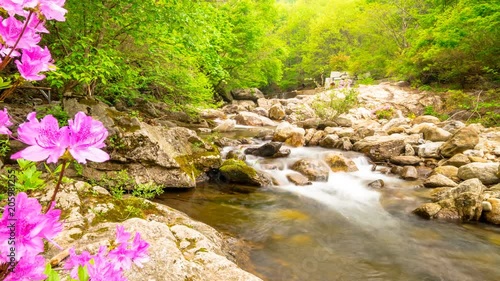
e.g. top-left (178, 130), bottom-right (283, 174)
top-left (389, 156), bottom-right (422, 166)
top-left (232, 88), bottom-right (265, 101)
top-left (423, 174), bottom-right (458, 188)
top-left (291, 159), bottom-right (330, 182)
top-left (440, 178), bottom-right (486, 221)
top-left (219, 159), bottom-right (272, 187)
top-left (324, 153), bottom-right (359, 172)
top-left (269, 103), bottom-right (286, 120)
top-left (285, 128), bottom-right (306, 147)
top-left (286, 173), bottom-right (312, 186)
top-left (367, 179), bottom-right (385, 189)
top-left (413, 203), bottom-right (442, 219)
top-left (483, 198), bottom-right (500, 225)
top-left (304, 128), bottom-right (317, 145)
top-left (391, 166), bottom-right (403, 176)
top-left (439, 126), bottom-right (479, 157)
top-left (443, 153), bottom-right (471, 167)
top-left (214, 137), bottom-right (240, 148)
top-left (234, 112), bottom-right (276, 126)
top-left (401, 166), bottom-right (418, 180)
top-left (213, 119), bottom-right (236, 132)
top-left (457, 162), bottom-right (500, 185)
top-left (273, 148), bottom-right (291, 158)
top-left (244, 142), bottom-right (282, 157)
top-left (352, 134), bottom-right (406, 162)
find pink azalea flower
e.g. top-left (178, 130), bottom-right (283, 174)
top-left (3, 255), bottom-right (47, 281)
top-left (0, 192), bottom-right (62, 262)
top-left (64, 248), bottom-right (93, 279)
top-left (39, 0), bottom-right (67, 22)
top-left (0, 16), bottom-right (41, 50)
top-left (14, 45), bottom-right (54, 81)
top-left (108, 226), bottom-right (150, 270)
top-left (0, 0), bottom-right (38, 17)
top-left (87, 248), bottom-right (126, 281)
top-left (11, 112), bottom-right (69, 163)
top-left (67, 111), bottom-right (109, 164)
top-left (0, 108), bottom-right (13, 135)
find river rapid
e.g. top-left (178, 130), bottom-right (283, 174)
top-left (156, 128), bottom-right (500, 281)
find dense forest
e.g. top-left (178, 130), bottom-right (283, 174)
top-left (26, 0), bottom-right (500, 108)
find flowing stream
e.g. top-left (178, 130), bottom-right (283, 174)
top-left (156, 129), bottom-right (500, 281)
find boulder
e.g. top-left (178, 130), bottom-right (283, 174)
top-left (421, 126), bottom-right (452, 142)
top-left (413, 203), bottom-right (442, 219)
top-left (273, 122), bottom-right (306, 147)
top-left (389, 156), bottom-right (422, 166)
top-left (423, 174), bottom-right (458, 188)
top-left (252, 107), bottom-right (268, 117)
top-left (440, 120), bottom-right (466, 134)
top-left (418, 142), bottom-right (445, 159)
top-left (213, 119), bottom-right (236, 132)
top-left (382, 118), bottom-right (407, 132)
top-left (286, 173), bottom-right (312, 186)
top-left (404, 144), bottom-right (415, 156)
top-left (200, 109), bottom-right (226, 120)
top-left (268, 103), bottom-right (286, 120)
top-left (439, 126), bottom-right (479, 157)
top-left (304, 128), bottom-right (317, 145)
top-left (401, 166), bottom-right (418, 180)
top-left (323, 153), bottom-right (358, 172)
top-left (457, 163), bottom-right (500, 185)
top-left (291, 159), bottom-right (330, 182)
top-left (234, 112), bottom-right (276, 127)
top-left (231, 88), bottom-right (265, 101)
top-left (244, 142), bottom-right (282, 157)
top-left (219, 159), bottom-right (272, 187)
top-left (308, 130), bottom-right (326, 146)
top-left (318, 134), bottom-right (340, 148)
top-left (333, 116), bottom-right (353, 127)
top-left (352, 134), bottom-right (406, 162)
top-left (412, 115), bottom-right (440, 125)
top-left (432, 165), bottom-right (459, 182)
top-left (443, 153), bottom-right (470, 167)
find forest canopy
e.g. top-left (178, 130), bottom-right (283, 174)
top-left (22, 0), bottom-right (499, 107)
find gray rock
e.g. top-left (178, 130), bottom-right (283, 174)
top-left (213, 119), bottom-right (236, 132)
top-left (231, 88), bottom-right (265, 101)
top-left (318, 134), bottom-right (340, 148)
top-left (412, 115), bottom-right (440, 125)
top-left (418, 142), bottom-right (445, 159)
top-left (244, 142), bottom-right (282, 157)
top-left (457, 162), bottom-right (500, 185)
top-left (234, 111), bottom-right (276, 126)
top-left (352, 134), bottom-right (406, 162)
top-left (367, 179), bottom-right (385, 189)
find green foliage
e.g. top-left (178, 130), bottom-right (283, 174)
top-left (375, 108), bottom-right (394, 120)
top-left (0, 77), bottom-right (12, 90)
top-left (312, 88), bottom-right (359, 120)
top-left (44, 264), bottom-right (61, 281)
top-left (94, 170), bottom-right (134, 199)
top-left (37, 104), bottom-right (70, 127)
top-left (0, 138), bottom-right (10, 158)
top-left (132, 182), bottom-right (164, 200)
top-left (423, 106), bottom-right (449, 121)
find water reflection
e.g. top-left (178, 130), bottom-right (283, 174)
top-left (156, 146), bottom-right (500, 281)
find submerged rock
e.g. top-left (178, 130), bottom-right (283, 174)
top-left (286, 173), bottom-right (312, 186)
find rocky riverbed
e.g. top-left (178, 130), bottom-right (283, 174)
top-left (1, 82), bottom-right (499, 280)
